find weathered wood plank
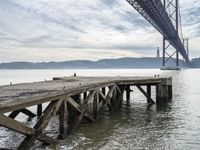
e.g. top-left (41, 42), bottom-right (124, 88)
top-left (0, 114), bottom-right (34, 135)
top-left (9, 110), bottom-right (20, 119)
top-left (67, 97), bottom-right (82, 113)
top-left (136, 85), bottom-right (155, 104)
top-left (38, 134), bottom-right (60, 145)
top-left (21, 109), bottom-right (36, 118)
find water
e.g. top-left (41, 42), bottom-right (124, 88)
top-left (0, 69), bottom-right (200, 150)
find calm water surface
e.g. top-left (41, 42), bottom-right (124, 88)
top-left (0, 69), bottom-right (200, 150)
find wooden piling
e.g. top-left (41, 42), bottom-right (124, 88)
top-left (102, 87), bottom-right (106, 95)
top-left (93, 92), bottom-right (99, 120)
top-left (147, 85), bottom-right (151, 103)
top-left (37, 104), bottom-right (42, 117)
top-left (156, 78), bottom-right (172, 104)
top-left (58, 100), bottom-right (68, 140)
top-left (126, 85), bottom-right (131, 105)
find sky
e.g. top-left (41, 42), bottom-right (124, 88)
top-left (0, 0), bottom-right (200, 62)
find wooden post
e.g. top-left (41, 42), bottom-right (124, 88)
top-left (58, 100), bottom-right (68, 139)
top-left (156, 84), bottom-right (168, 104)
top-left (116, 85), bottom-right (125, 109)
top-left (126, 85), bottom-right (130, 105)
top-left (93, 92), bottom-right (99, 120)
top-left (83, 92), bottom-right (87, 100)
top-left (156, 78), bottom-right (172, 104)
top-left (147, 85), bottom-right (151, 104)
top-left (111, 88), bottom-right (117, 109)
top-left (102, 87), bottom-right (106, 95)
top-left (67, 95), bottom-right (81, 134)
top-left (37, 104), bottom-right (42, 117)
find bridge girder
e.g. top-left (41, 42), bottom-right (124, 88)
top-left (126, 0), bottom-right (189, 64)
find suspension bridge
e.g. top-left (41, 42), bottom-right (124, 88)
top-left (126, 0), bottom-right (189, 69)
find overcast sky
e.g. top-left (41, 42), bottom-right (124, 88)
top-left (0, 0), bottom-right (200, 62)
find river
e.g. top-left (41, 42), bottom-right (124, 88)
top-left (0, 69), bottom-right (200, 150)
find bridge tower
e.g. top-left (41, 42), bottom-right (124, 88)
top-left (162, 0), bottom-right (180, 69)
top-left (183, 38), bottom-right (189, 58)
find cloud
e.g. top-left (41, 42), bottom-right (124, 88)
top-left (0, 0), bottom-right (199, 62)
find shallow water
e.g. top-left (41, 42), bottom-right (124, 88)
top-left (0, 69), bottom-right (200, 150)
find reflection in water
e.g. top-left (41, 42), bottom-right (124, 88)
top-left (0, 69), bottom-right (200, 149)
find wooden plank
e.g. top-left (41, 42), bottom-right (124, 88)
top-left (21, 109), bottom-right (36, 118)
top-left (67, 97), bottom-right (82, 113)
top-left (38, 134), bottom-right (60, 145)
top-left (9, 108), bottom-right (36, 119)
top-left (9, 110), bottom-right (20, 119)
top-left (0, 114), bottom-right (34, 135)
top-left (136, 85), bottom-right (155, 104)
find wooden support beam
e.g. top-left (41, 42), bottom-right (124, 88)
top-left (21, 109), bottom-right (36, 118)
top-left (38, 134), bottom-right (60, 145)
top-left (19, 99), bottom-right (63, 149)
top-left (67, 91), bottom-right (96, 134)
top-left (83, 92), bottom-right (87, 100)
top-left (126, 85), bottom-right (131, 105)
top-left (98, 85), bottom-right (117, 114)
top-left (99, 85), bottom-right (116, 111)
top-left (58, 100), bottom-right (68, 140)
top-left (136, 85), bottom-right (155, 104)
top-left (116, 85), bottom-right (125, 108)
top-left (67, 97), bottom-right (82, 113)
top-left (37, 104), bottom-right (42, 117)
top-left (0, 114), bottom-right (34, 135)
top-left (83, 90), bottom-right (96, 105)
top-left (9, 108), bottom-right (36, 119)
top-left (110, 88), bottom-right (117, 109)
top-left (83, 114), bottom-right (95, 122)
top-left (9, 110), bottom-right (20, 119)
top-left (168, 85), bottom-right (173, 100)
top-left (147, 85), bottom-right (152, 104)
top-left (156, 84), bottom-right (169, 104)
top-left (93, 92), bottom-right (99, 120)
top-left (102, 87), bottom-right (106, 95)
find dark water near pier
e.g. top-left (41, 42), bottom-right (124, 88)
top-left (0, 69), bottom-right (200, 150)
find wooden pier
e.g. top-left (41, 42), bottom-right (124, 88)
top-left (0, 76), bottom-right (172, 149)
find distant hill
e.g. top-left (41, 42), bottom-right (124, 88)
top-left (0, 57), bottom-right (194, 69)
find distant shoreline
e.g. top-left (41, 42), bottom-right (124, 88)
top-left (0, 57), bottom-right (199, 69)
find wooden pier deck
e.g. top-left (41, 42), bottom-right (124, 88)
top-left (0, 76), bottom-right (172, 149)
